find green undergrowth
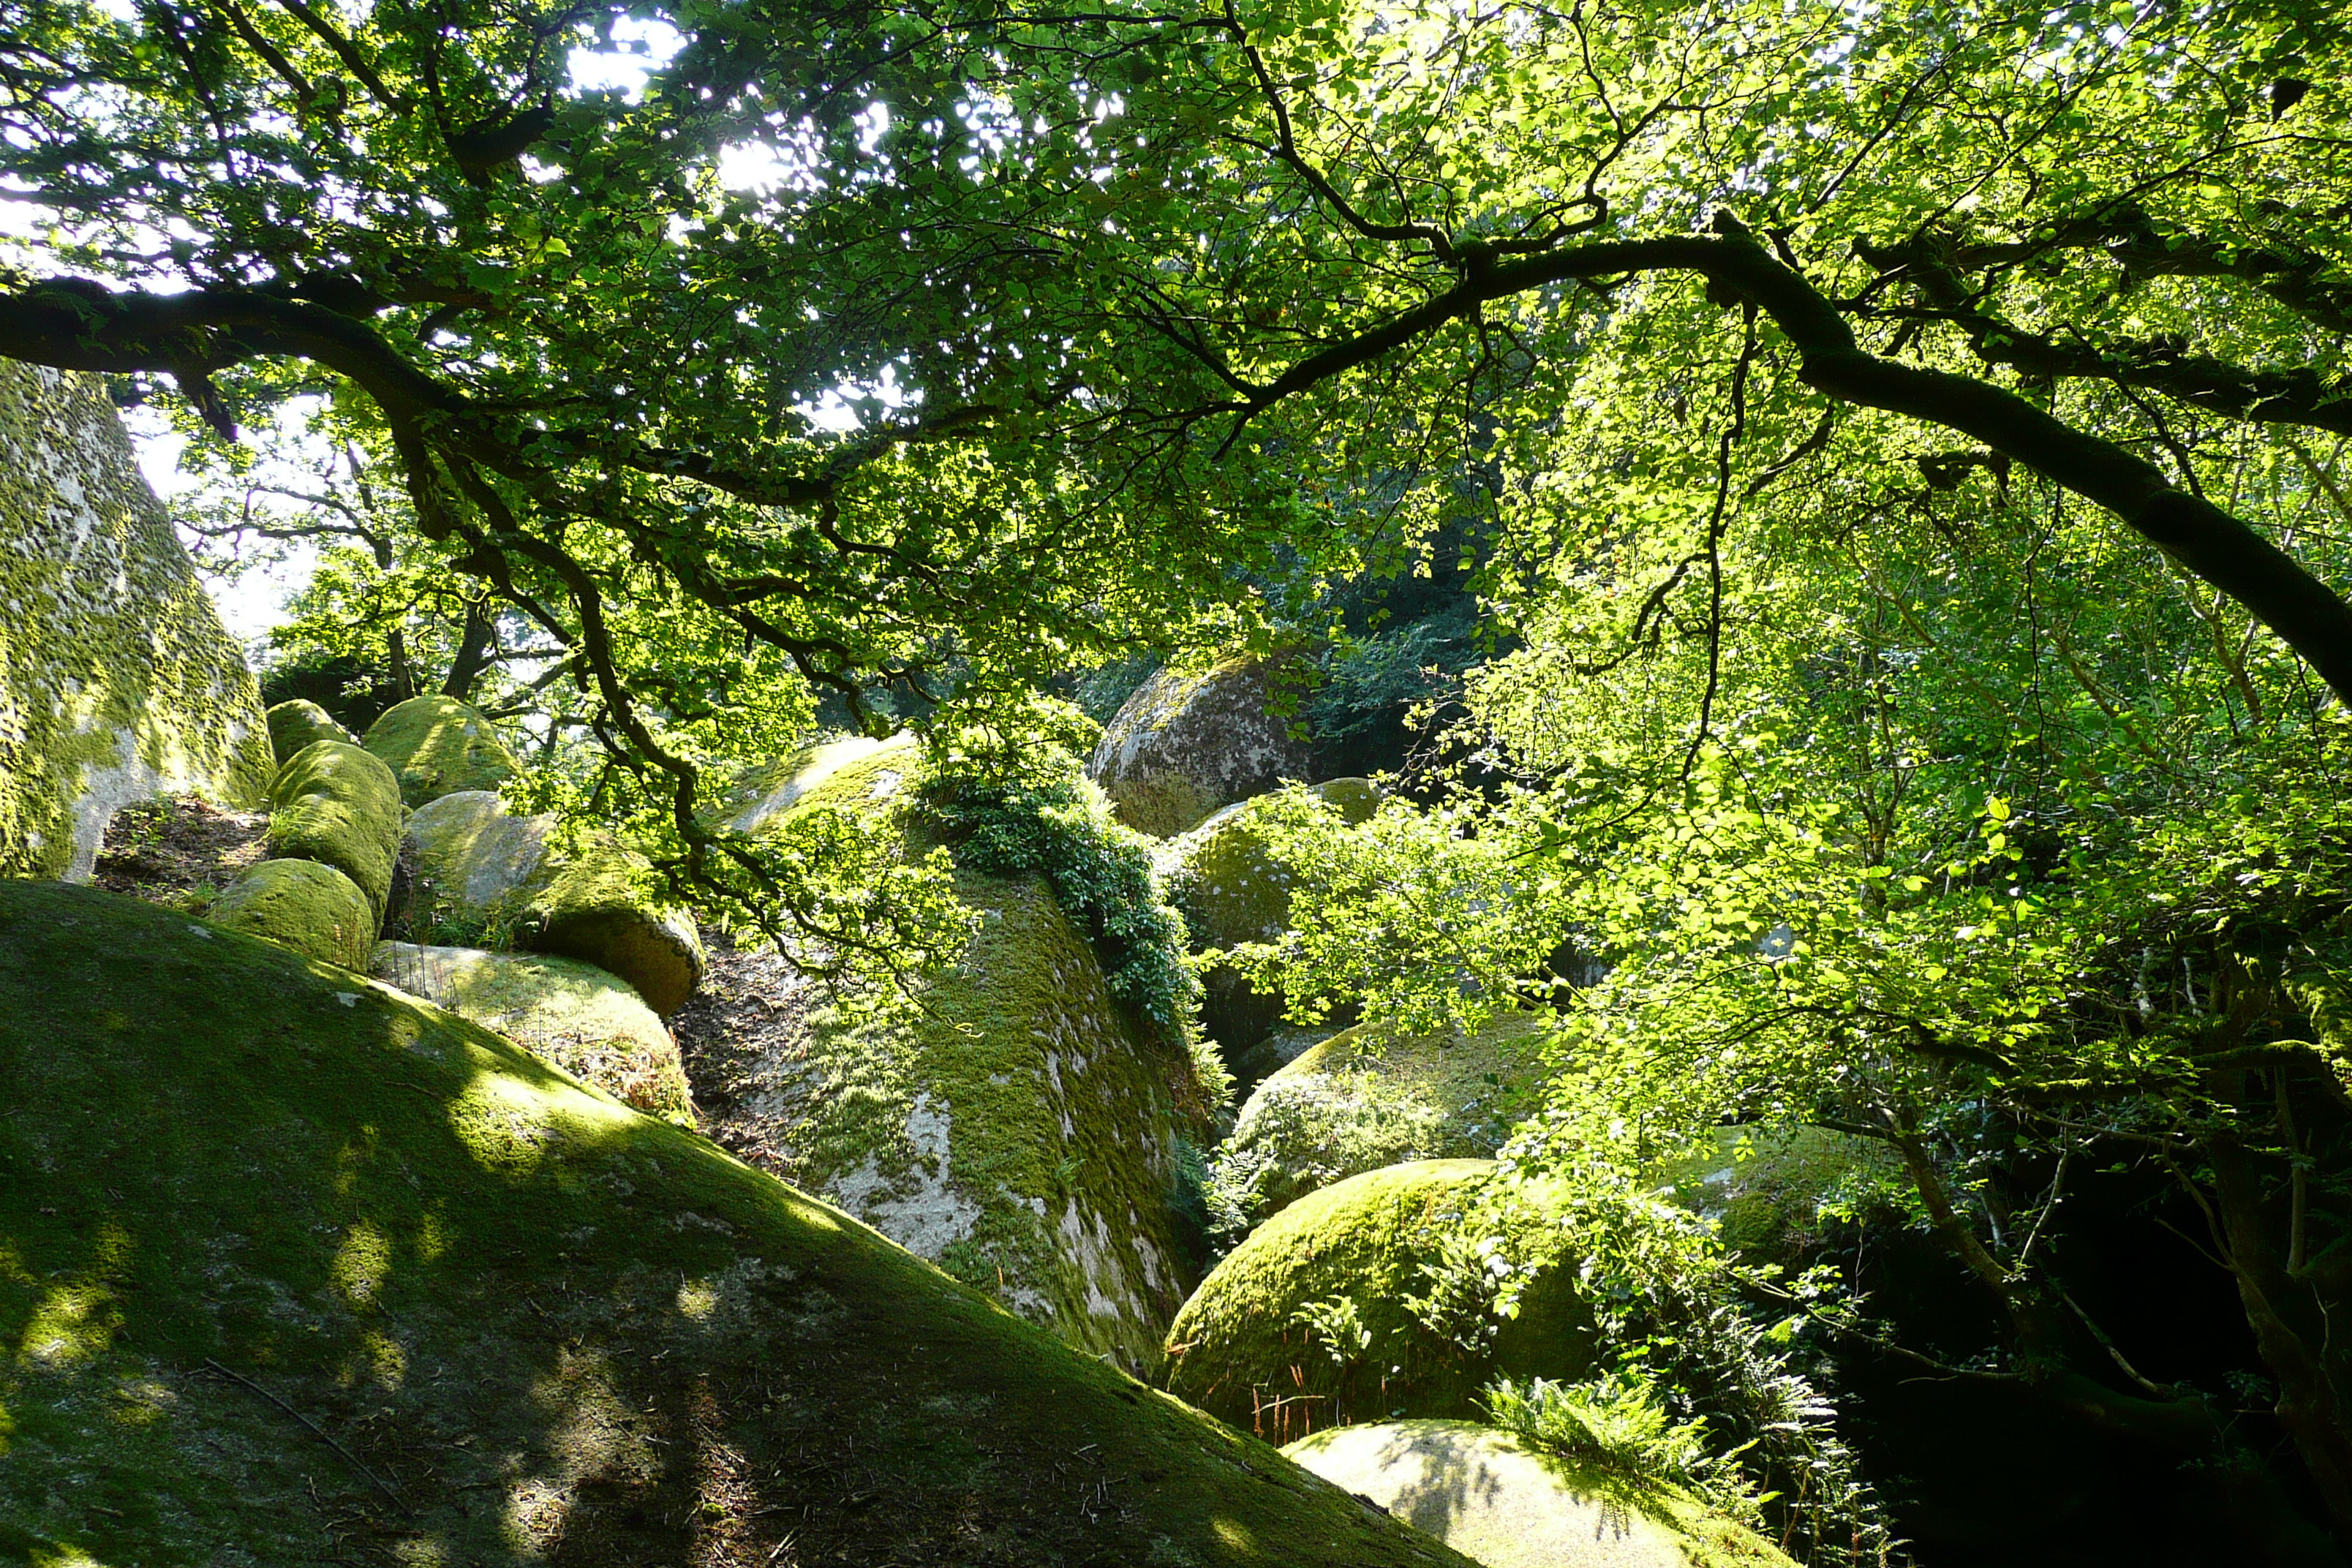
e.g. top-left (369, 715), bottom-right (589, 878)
top-left (0, 880), bottom-right (1477, 1568)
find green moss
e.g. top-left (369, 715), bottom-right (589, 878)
top-left (1657, 1126), bottom-right (1907, 1267)
top-left (203, 857), bottom-right (377, 969)
top-left (1282, 1421), bottom-right (1795, 1568)
top-left (1087, 655), bottom-right (1314, 838)
top-left (0, 879), bottom-right (1479, 1567)
top-left (1213, 1014), bottom-right (1545, 1229)
top-left (372, 941), bottom-right (696, 1127)
top-left (521, 851), bottom-right (706, 1018)
top-left (1164, 1160), bottom-right (1597, 1441)
top-left (264, 740), bottom-right (402, 921)
top-left (361, 694), bottom-right (521, 808)
top-left (0, 363), bottom-right (273, 881)
top-left (263, 700), bottom-right (355, 766)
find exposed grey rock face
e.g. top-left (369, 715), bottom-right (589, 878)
top-left (1086, 653), bottom-right (1313, 837)
top-left (0, 361), bottom-right (271, 879)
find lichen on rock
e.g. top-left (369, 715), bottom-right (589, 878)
top-left (1282, 1420), bottom-right (1795, 1568)
top-left (205, 856), bottom-right (377, 968)
top-left (1164, 1159), bottom-right (1596, 1441)
top-left (361, 693), bottom-right (522, 807)
top-left (264, 698), bottom-right (355, 765)
top-left (265, 739), bottom-right (404, 921)
top-left (0, 361), bottom-right (272, 880)
top-left (372, 940), bottom-right (696, 1126)
top-left (1088, 652), bottom-right (1315, 837)
top-left (1213, 1012), bottom-right (1547, 1230)
top-left (0, 878), bottom-right (1480, 1568)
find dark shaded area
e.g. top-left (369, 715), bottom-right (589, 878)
top-left (88, 792), bottom-right (267, 908)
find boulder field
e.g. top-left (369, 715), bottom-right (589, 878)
top-left (0, 879), bottom-right (1478, 1568)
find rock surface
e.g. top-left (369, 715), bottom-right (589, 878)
top-left (677, 736), bottom-right (1210, 1373)
top-left (0, 879), bottom-right (1478, 1568)
top-left (1215, 1013), bottom-right (1547, 1228)
top-left (263, 698), bottom-right (355, 765)
top-left (205, 856), bottom-right (377, 968)
top-left (1164, 1160), bottom-right (1596, 1441)
top-left (396, 789), bottom-right (704, 1014)
top-left (373, 941), bottom-right (696, 1126)
top-left (1283, 1420), bottom-right (1793, 1568)
top-left (1088, 653), bottom-right (1315, 837)
top-left (362, 693), bottom-right (522, 807)
top-left (0, 361), bottom-right (272, 880)
top-left (1659, 1124), bottom-right (1907, 1267)
top-left (265, 739), bottom-right (404, 921)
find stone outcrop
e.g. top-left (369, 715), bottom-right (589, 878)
top-left (1088, 652), bottom-right (1315, 837)
top-left (1164, 1159), bottom-right (1595, 1441)
top-left (1284, 1420), bottom-right (1795, 1568)
top-left (265, 739), bottom-right (404, 920)
top-left (677, 735), bottom-right (1213, 1373)
top-left (372, 941), bottom-right (696, 1126)
top-left (362, 693), bottom-right (521, 807)
top-left (205, 855), bottom-right (377, 968)
top-left (0, 361), bottom-right (272, 879)
top-left (0, 878), bottom-right (1476, 1567)
top-left (396, 789), bottom-right (704, 1015)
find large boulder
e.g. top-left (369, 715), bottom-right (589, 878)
top-left (1088, 652), bottom-right (1315, 837)
top-left (1161, 778), bottom-right (1379, 1073)
top-left (0, 361), bottom-right (273, 880)
top-left (396, 789), bottom-right (704, 1015)
top-left (0, 879), bottom-right (1477, 1567)
top-left (204, 856), bottom-right (377, 968)
top-left (263, 698), bottom-right (355, 766)
top-left (361, 693), bottom-right (521, 807)
top-left (678, 735), bottom-right (1213, 1373)
top-left (1214, 1013), bottom-right (1547, 1229)
top-left (1164, 1160), bottom-right (1596, 1440)
top-left (1283, 1420), bottom-right (1794, 1568)
top-left (265, 739), bottom-right (403, 921)
top-left (373, 941), bottom-right (696, 1127)
top-left (1658, 1124), bottom-right (1907, 1267)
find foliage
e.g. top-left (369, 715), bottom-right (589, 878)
top-left (1482, 1369), bottom-right (1716, 1496)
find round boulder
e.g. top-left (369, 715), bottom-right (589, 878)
top-left (1088, 653), bottom-right (1314, 837)
top-left (265, 739), bottom-right (402, 921)
top-left (362, 693), bottom-right (521, 807)
top-left (1164, 1159), bottom-right (1594, 1440)
top-left (1283, 1420), bottom-right (1794, 1568)
top-left (372, 941), bottom-right (695, 1126)
top-left (1215, 1012), bottom-right (1546, 1229)
top-left (205, 856), bottom-right (376, 969)
top-left (263, 698), bottom-right (355, 766)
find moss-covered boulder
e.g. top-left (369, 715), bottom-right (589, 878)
top-left (1658, 1125), bottom-right (1907, 1267)
top-left (1164, 1160), bottom-right (1596, 1440)
top-left (0, 361), bottom-right (274, 880)
top-left (264, 698), bottom-right (355, 765)
top-left (373, 941), bottom-right (696, 1127)
top-left (0, 879), bottom-right (1478, 1568)
top-left (1088, 653), bottom-right (1316, 837)
top-left (1215, 1014), bottom-right (1547, 1228)
top-left (1283, 1420), bottom-right (1795, 1568)
top-left (265, 739), bottom-right (403, 921)
top-left (361, 693), bottom-right (522, 807)
top-left (679, 736), bottom-right (1211, 1373)
top-left (203, 856), bottom-right (377, 968)
top-left (396, 789), bottom-right (705, 1015)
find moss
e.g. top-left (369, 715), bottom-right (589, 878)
top-left (1164, 1160), bottom-right (1596, 1441)
top-left (0, 362), bottom-right (273, 881)
top-left (373, 941), bottom-right (697, 1127)
top-left (521, 852), bottom-right (706, 1018)
top-left (263, 700), bottom-right (355, 766)
top-left (1087, 655), bottom-right (1314, 837)
top-left (264, 740), bottom-right (403, 921)
top-left (203, 857), bottom-right (377, 969)
top-left (1282, 1421), bottom-right (1795, 1568)
top-left (1214, 1014), bottom-right (1546, 1228)
top-left (1657, 1126), bottom-right (1907, 1267)
top-left (361, 694), bottom-right (521, 808)
top-left (0, 879), bottom-right (1480, 1567)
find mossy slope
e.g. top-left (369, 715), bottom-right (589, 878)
top-left (0, 880), bottom-right (1476, 1568)
top-left (203, 856), bottom-right (377, 968)
top-left (362, 693), bottom-right (522, 807)
top-left (1165, 1161), bottom-right (1596, 1441)
top-left (0, 361), bottom-right (273, 880)
top-left (685, 737), bottom-right (1204, 1373)
top-left (265, 739), bottom-right (404, 920)
top-left (1283, 1421), bottom-right (1794, 1568)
